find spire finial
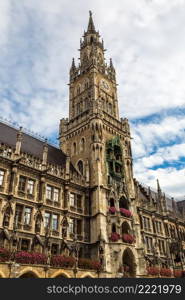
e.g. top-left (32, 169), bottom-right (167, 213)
top-left (87, 10), bottom-right (96, 32)
top-left (70, 57), bottom-right (76, 70)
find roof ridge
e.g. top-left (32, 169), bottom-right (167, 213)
top-left (0, 117), bottom-right (59, 149)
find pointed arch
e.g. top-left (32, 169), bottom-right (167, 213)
top-left (80, 137), bottom-right (85, 152)
top-left (112, 223), bottom-right (116, 233)
top-left (122, 248), bottom-right (136, 277)
top-left (73, 142), bottom-right (77, 155)
top-left (119, 196), bottom-right (129, 210)
top-left (121, 221), bottom-right (131, 234)
top-left (19, 269), bottom-right (40, 278)
top-left (77, 160), bottom-right (83, 175)
top-left (52, 271), bottom-right (70, 278)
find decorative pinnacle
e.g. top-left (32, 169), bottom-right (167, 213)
top-left (87, 10), bottom-right (96, 32)
top-left (70, 58), bottom-right (76, 71)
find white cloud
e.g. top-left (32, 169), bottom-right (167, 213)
top-left (131, 115), bottom-right (185, 158)
top-left (0, 0), bottom-right (185, 198)
top-left (134, 166), bottom-right (185, 199)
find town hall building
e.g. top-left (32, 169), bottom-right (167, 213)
top-left (0, 12), bottom-right (184, 278)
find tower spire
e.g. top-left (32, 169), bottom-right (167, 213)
top-left (87, 10), bottom-right (96, 33)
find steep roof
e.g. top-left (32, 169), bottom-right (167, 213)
top-left (0, 121), bottom-right (66, 167)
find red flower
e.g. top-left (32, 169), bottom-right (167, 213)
top-left (120, 208), bottom-right (132, 217)
top-left (110, 232), bottom-right (120, 242)
top-left (78, 258), bottom-right (101, 271)
top-left (160, 268), bottom-right (172, 277)
top-left (122, 234), bottom-right (135, 244)
top-left (147, 267), bottom-right (160, 276)
top-left (0, 248), bottom-right (10, 262)
top-left (109, 207), bottom-right (117, 214)
top-left (174, 270), bottom-right (183, 278)
top-left (51, 255), bottom-right (75, 268)
top-left (15, 251), bottom-right (47, 265)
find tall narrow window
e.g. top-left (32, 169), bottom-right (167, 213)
top-left (70, 193), bottom-right (75, 207)
top-left (52, 214), bottom-right (58, 231)
top-left (0, 170), bottom-right (5, 186)
top-left (44, 212), bottom-right (51, 228)
top-left (77, 195), bottom-right (82, 208)
top-left (46, 186), bottom-right (52, 200)
top-left (77, 160), bottom-right (83, 175)
top-left (80, 138), bottom-right (85, 152)
top-left (18, 176), bottom-right (26, 192)
top-left (77, 219), bottom-right (82, 235)
top-left (146, 236), bottom-right (153, 252)
top-left (14, 205), bottom-right (23, 228)
top-left (53, 188), bottom-right (59, 202)
top-left (73, 142), bottom-right (77, 155)
top-left (24, 207), bottom-right (31, 225)
top-left (27, 179), bottom-right (34, 194)
top-left (69, 219), bottom-right (75, 234)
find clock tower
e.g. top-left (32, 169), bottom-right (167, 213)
top-left (59, 12), bottom-right (138, 276)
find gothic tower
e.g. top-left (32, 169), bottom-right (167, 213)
top-left (59, 12), bottom-right (138, 277)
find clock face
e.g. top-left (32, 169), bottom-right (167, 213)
top-left (100, 79), bottom-right (109, 91)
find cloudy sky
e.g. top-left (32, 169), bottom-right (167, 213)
top-left (0, 0), bottom-right (185, 199)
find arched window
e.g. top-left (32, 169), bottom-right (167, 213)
top-left (119, 197), bottom-right (129, 210)
top-left (77, 160), bottom-right (83, 175)
top-left (112, 223), bottom-right (116, 233)
top-left (110, 198), bottom-right (115, 207)
top-left (122, 221), bottom-right (131, 235)
top-left (122, 248), bottom-right (136, 277)
top-left (80, 138), bottom-right (85, 152)
top-left (73, 142), bottom-right (77, 155)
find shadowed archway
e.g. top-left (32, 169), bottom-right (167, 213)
top-left (19, 272), bottom-right (39, 278)
top-left (122, 248), bottom-right (136, 277)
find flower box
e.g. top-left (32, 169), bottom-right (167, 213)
top-left (122, 234), bottom-right (135, 244)
top-left (174, 270), bottom-right (183, 278)
top-left (110, 232), bottom-right (120, 242)
top-left (78, 258), bottom-right (101, 271)
top-left (120, 208), bottom-right (132, 217)
top-left (109, 207), bottom-right (116, 214)
top-left (51, 255), bottom-right (75, 268)
top-left (160, 268), bottom-right (172, 277)
top-left (147, 267), bottom-right (160, 276)
top-left (15, 251), bottom-right (47, 265)
top-left (0, 248), bottom-right (10, 262)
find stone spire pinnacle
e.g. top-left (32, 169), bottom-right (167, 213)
top-left (157, 178), bottom-right (161, 194)
top-left (87, 10), bottom-right (96, 33)
top-left (70, 58), bottom-right (76, 71)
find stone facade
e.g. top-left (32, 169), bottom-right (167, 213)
top-left (0, 12), bottom-right (185, 278)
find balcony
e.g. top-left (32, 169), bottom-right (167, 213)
top-left (122, 234), bottom-right (135, 244)
top-left (109, 232), bottom-right (120, 242)
top-left (120, 208), bottom-right (132, 218)
top-left (0, 248), bottom-right (101, 272)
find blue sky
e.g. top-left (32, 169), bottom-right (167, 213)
top-left (0, 0), bottom-right (185, 199)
